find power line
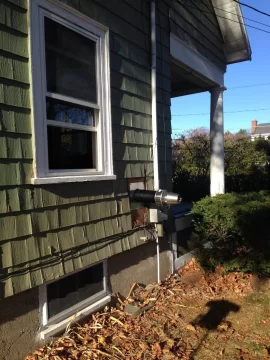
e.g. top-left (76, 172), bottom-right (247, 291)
top-left (172, 108), bottom-right (270, 117)
top-left (172, 81), bottom-right (270, 91)
top-left (185, 0), bottom-right (270, 21)
top-left (172, 126), bottom-right (270, 131)
top-left (230, 82), bottom-right (270, 90)
top-left (172, 126), bottom-right (250, 131)
top-left (179, 1), bottom-right (270, 34)
top-left (189, 0), bottom-right (270, 29)
top-left (171, 0), bottom-right (270, 34)
top-left (233, 0), bottom-right (270, 18)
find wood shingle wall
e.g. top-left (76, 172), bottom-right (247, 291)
top-left (0, 0), bottom-right (173, 298)
top-left (170, 0), bottom-right (226, 71)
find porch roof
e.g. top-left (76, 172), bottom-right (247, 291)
top-left (212, 0), bottom-right (252, 64)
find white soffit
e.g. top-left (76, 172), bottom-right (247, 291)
top-left (170, 34), bottom-right (224, 86)
top-left (212, 0), bottom-right (252, 64)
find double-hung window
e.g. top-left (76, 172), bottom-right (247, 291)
top-left (30, 0), bottom-right (115, 184)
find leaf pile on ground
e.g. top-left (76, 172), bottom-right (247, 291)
top-left (25, 260), bottom-right (270, 360)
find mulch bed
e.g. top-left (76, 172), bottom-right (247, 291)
top-left (25, 260), bottom-right (270, 360)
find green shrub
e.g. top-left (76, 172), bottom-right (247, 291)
top-left (195, 245), bottom-right (270, 276)
top-left (191, 191), bottom-right (270, 276)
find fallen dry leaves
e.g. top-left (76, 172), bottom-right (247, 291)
top-left (25, 259), bottom-right (270, 360)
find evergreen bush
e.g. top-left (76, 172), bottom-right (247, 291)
top-left (191, 191), bottom-right (270, 275)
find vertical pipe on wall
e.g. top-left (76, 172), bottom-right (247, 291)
top-left (155, 224), bottom-right (160, 283)
top-left (151, 0), bottom-right (161, 283)
top-left (151, 0), bottom-right (159, 192)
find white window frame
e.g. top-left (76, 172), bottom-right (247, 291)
top-left (29, 0), bottom-right (115, 184)
top-left (39, 260), bottom-right (110, 339)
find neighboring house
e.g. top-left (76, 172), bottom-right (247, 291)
top-left (0, 0), bottom-right (251, 358)
top-left (251, 120), bottom-right (270, 140)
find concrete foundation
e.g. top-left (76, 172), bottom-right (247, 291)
top-left (108, 239), bottom-right (171, 297)
top-left (0, 287), bottom-right (40, 360)
top-left (0, 240), bottom-right (172, 359)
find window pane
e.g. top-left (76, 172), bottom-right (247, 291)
top-left (77, 264), bottom-right (104, 300)
top-left (46, 97), bottom-right (95, 126)
top-left (47, 263), bottom-right (104, 319)
top-left (47, 126), bottom-right (95, 170)
top-left (44, 17), bottom-right (97, 103)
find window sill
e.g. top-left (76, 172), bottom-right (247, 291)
top-left (40, 295), bottom-right (111, 340)
top-left (31, 174), bottom-right (116, 185)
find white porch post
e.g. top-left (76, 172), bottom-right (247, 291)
top-left (210, 86), bottom-right (226, 196)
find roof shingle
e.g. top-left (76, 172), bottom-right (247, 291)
top-left (254, 123), bottom-right (270, 135)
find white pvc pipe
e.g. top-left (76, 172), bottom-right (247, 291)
top-left (151, 0), bottom-right (159, 192)
top-left (151, 0), bottom-right (161, 283)
top-left (155, 224), bottom-right (160, 283)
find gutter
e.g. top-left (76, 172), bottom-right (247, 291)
top-left (151, 0), bottom-right (161, 283)
top-left (151, 0), bottom-right (159, 192)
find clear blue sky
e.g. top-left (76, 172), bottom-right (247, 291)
top-left (171, 0), bottom-right (270, 137)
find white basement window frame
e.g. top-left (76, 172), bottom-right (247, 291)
top-left (39, 260), bottom-right (110, 339)
top-left (29, 0), bottom-right (115, 184)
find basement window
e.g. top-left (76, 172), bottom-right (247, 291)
top-left (30, 0), bottom-right (115, 184)
top-left (39, 261), bottom-right (110, 339)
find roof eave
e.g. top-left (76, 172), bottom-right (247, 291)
top-left (235, 0), bottom-right (252, 61)
top-left (226, 49), bottom-right (251, 64)
top-left (212, 0), bottom-right (252, 64)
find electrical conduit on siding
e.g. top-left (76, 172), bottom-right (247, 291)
top-left (151, 0), bottom-right (160, 283)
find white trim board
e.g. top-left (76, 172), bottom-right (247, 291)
top-left (170, 34), bottom-right (225, 87)
top-left (29, 0), bottom-right (115, 183)
top-left (39, 295), bottom-right (111, 340)
top-left (251, 133), bottom-right (270, 140)
top-left (32, 174), bottom-right (116, 184)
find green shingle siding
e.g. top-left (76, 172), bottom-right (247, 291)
top-left (156, 1), bottom-right (172, 190)
top-left (0, 106), bottom-right (31, 134)
top-left (171, 4), bottom-right (223, 51)
top-left (110, 53), bottom-right (151, 84)
top-left (0, 134), bottom-right (32, 159)
top-left (111, 72), bottom-right (151, 99)
top-left (0, 25), bottom-right (28, 58)
top-left (0, 0), bottom-right (28, 34)
top-left (0, 79), bottom-right (30, 108)
top-left (0, 220), bottom-right (148, 297)
top-left (6, 0), bottom-right (27, 10)
top-left (93, 0), bottom-right (145, 34)
top-left (0, 212), bottom-right (32, 241)
top-left (111, 33), bottom-right (150, 68)
top-left (111, 89), bottom-right (151, 115)
top-left (114, 144), bottom-right (152, 162)
top-left (0, 52), bottom-right (29, 83)
top-left (170, 0), bottom-right (226, 71)
top-left (0, 198), bottom-right (131, 241)
top-left (78, 0), bottom-right (150, 52)
top-left (0, 160), bottom-right (32, 186)
top-left (0, 0), bottom-right (175, 298)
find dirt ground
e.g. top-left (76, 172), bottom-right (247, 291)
top-left (26, 260), bottom-right (270, 359)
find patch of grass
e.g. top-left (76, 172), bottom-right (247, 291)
top-left (245, 293), bottom-right (270, 306)
top-left (145, 337), bottom-right (156, 344)
top-left (245, 342), bottom-right (268, 355)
